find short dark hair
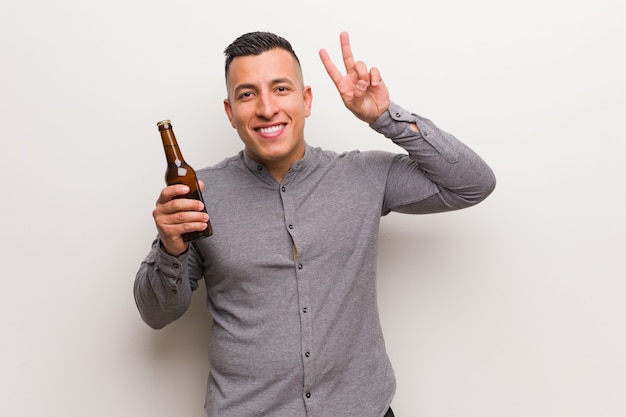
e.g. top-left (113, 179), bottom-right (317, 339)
top-left (224, 31), bottom-right (301, 78)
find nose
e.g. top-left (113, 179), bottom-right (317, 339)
top-left (256, 91), bottom-right (278, 119)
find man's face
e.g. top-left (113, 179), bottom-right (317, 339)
top-left (224, 48), bottom-right (312, 173)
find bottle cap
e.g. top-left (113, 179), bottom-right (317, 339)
top-left (157, 120), bottom-right (172, 130)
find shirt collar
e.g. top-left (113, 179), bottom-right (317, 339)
top-left (241, 143), bottom-right (314, 183)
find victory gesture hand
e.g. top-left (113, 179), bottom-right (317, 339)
top-left (319, 32), bottom-right (390, 125)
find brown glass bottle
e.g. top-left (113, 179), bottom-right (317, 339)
top-left (157, 119), bottom-right (212, 241)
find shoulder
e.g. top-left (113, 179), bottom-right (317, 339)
top-left (196, 152), bottom-right (245, 174)
top-left (311, 145), bottom-right (395, 166)
top-left (310, 146), bottom-right (398, 188)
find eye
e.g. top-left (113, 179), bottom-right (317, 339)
top-left (238, 91), bottom-right (254, 100)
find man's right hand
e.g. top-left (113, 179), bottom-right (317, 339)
top-left (152, 181), bottom-right (209, 256)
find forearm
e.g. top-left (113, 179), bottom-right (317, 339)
top-left (372, 101), bottom-right (496, 209)
top-left (133, 238), bottom-right (194, 329)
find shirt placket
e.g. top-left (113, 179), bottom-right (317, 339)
top-left (279, 181), bottom-right (316, 415)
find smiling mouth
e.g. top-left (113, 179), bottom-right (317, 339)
top-left (256, 124), bottom-right (286, 137)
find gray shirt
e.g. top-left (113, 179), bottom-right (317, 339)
top-left (134, 102), bottom-right (496, 417)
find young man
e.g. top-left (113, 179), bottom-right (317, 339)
top-left (135, 31), bottom-right (496, 417)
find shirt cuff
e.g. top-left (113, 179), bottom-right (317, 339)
top-left (370, 101), bottom-right (423, 139)
top-left (155, 239), bottom-right (188, 287)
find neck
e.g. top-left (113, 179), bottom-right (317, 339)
top-left (250, 143), bottom-right (305, 184)
top-left (267, 163), bottom-right (291, 183)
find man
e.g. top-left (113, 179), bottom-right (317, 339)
top-left (135, 31), bottom-right (496, 417)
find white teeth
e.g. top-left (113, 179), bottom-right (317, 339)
top-left (258, 125), bottom-right (284, 134)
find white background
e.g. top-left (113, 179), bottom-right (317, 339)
top-left (1, 0), bottom-right (624, 416)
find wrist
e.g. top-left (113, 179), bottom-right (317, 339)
top-left (159, 239), bottom-right (189, 257)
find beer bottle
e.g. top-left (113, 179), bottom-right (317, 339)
top-left (157, 119), bottom-right (212, 241)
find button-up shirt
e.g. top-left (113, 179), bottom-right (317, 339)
top-left (134, 102), bottom-right (496, 417)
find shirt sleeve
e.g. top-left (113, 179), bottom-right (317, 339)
top-left (371, 101), bottom-right (496, 214)
top-left (133, 237), bottom-right (198, 329)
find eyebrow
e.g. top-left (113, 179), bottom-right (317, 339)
top-left (233, 77), bottom-right (296, 95)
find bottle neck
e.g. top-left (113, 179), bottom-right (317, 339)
top-left (160, 127), bottom-right (185, 164)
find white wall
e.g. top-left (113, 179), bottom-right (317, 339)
top-left (1, 1), bottom-right (624, 416)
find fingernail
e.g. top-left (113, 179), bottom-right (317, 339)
top-left (357, 80), bottom-right (368, 90)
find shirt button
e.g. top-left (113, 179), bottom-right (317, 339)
top-left (298, 264), bottom-right (303, 270)
top-left (305, 392), bottom-right (311, 399)
top-left (281, 186), bottom-right (286, 192)
top-left (173, 263), bottom-right (179, 269)
top-left (302, 307), bottom-right (308, 313)
top-left (257, 165), bottom-right (263, 171)
top-left (289, 224), bottom-right (294, 229)
top-left (305, 351), bottom-right (310, 358)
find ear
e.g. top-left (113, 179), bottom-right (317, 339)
top-left (303, 85), bottom-right (313, 118)
top-left (223, 98), bottom-right (236, 128)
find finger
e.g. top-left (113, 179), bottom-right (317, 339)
top-left (154, 207), bottom-right (208, 237)
top-left (169, 209), bottom-right (209, 226)
top-left (353, 60), bottom-right (370, 82)
top-left (319, 48), bottom-right (343, 87)
top-left (165, 197), bottom-right (205, 216)
top-left (353, 60), bottom-right (370, 96)
top-left (370, 67), bottom-right (383, 87)
top-left (339, 31), bottom-right (355, 72)
top-left (157, 184), bottom-right (190, 205)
